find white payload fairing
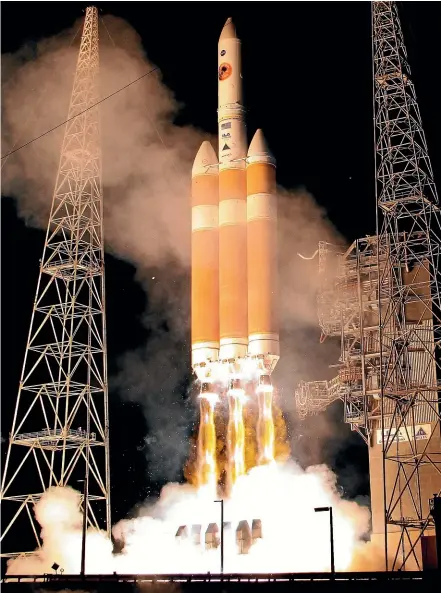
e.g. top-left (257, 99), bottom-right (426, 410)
top-left (191, 17), bottom-right (279, 389)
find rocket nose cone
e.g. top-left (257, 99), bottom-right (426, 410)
top-left (248, 129), bottom-right (271, 157)
top-left (247, 129), bottom-right (276, 166)
top-left (192, 141), bottom-right (218, 177)
top-left (219, 17), bottom-right (237, 41)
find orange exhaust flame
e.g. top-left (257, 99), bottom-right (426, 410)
top-left (197, 394), bottom-right (218, 491)
top-left (257, 387), bottom-right (275, 464)
top-left (227, 390), bottom-right (246, 488)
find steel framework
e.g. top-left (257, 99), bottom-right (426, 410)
top-left (1, 6), bottom-right (111, 559)
top-left (295, 237), bottom-right (384, 444)
top-left (335, 239), bottom-right (381, 442)
top-left (373, 0), bottom-right (441, 570)
top-left (295, 1), bottom-right (441, 571)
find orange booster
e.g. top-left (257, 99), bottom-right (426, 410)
top-left (247, 130), bottom-right (279, 372)
top-left (191, 142), bottom-right (219, 380)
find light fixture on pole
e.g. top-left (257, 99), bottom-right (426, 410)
top-left (214, 499), bottom-right (224, 575)
top-left (314, 506), bottom-right (335, 575)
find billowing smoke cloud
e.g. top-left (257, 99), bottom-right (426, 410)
top-left (278, 191), bottom-right (343, 381)
top-left (2, 16), bottom-right (206, 481)
top-left (2, 16), bottom-right (344, 479)
top-left (2, 16), bottom-right (205, 260)
top-left (112, 262), bottom-right (195, 482)
top-left (6, 463), bottom-right (384, 575)
top-left (278, 187), bottom-right (343, 331)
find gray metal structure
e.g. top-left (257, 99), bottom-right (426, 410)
top-left (295, 1), bottom-right (441, 571)
top-left (373, 0), bottom-right (441, 570)
top-left (1, 6), bottom-right (111, 559)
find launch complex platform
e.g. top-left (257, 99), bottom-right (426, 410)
top-left (2, 571), bottom-right (439, 592)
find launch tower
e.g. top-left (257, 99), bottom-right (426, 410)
top-left (295, 1), bottom-right (441, 571)
top-left (373, 0), bottom-right (441, 569)
top-left (0, 6), bottom-right (111, 558)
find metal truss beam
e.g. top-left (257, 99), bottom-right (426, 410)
top-left (0, 6), bottom-right (111, 559)
top-left (373, 0), bottom-right (441, 571)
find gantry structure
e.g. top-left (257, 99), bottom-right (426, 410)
top-left (1, 6), bottom-right (111, 559)
top-left (295, 1), bottom-right (441, 571)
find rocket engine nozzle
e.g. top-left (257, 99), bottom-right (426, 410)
top-left (228, 377), bottom-right (247, 401)
top-left (199, 382), bottom-right (218, 405)
top-left (256, 374), bottom-right (273, 394)
top-left (201, 381), bottom-right (214, 394)
top-left (229, 378), bottom-right (242, 392)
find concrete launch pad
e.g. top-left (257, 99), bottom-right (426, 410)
top-left (1, 572), bottom-right (439, 592)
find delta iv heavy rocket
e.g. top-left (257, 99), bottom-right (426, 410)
top-left (191, 18), bottom-right (279, 402)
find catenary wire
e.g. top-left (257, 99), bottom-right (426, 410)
top-left (98, 14), bottom-right (173, 162)
top-left (1, 66), bottom-right (159, 160)
top-left (99, 15), bottom-right (116, 47)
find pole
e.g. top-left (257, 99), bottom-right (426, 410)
top-left (220, 499), bottom-right (224, 576)
top-left (215, 499), bottom-right (224, 575)
top-left (329, 507), bottom-right (335, 576)
top-left (80, 475), bottom-right (88, 577)
top-left (81, 380), bottom-right (91, 576)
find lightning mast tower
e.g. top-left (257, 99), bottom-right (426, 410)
top-left (373, 1), bottom-right (441, 570)
top-left (1, 6), bottom-right (111, 559)
top-left (295, 1), bottom-right (441, 572)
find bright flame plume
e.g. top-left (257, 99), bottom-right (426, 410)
top-left (197, 394), bottom-right (218, 491)
top-left (227, 391), bottom-right (246, 488)
top-left (257, 387), bottom-right (275, 464)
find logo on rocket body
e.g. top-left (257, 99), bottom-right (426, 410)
top-left (219, 63), bottom-right (232, 81)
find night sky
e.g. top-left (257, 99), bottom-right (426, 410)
top-left (1, 0), bottom-right (441, 555)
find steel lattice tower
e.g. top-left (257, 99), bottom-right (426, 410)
top-left (1, 6), bottom-right (111, 559)
top-left (373, 1), bottom-right (441, 570)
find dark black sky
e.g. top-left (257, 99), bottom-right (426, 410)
top-left (1, 1), bottom-right (441, 550)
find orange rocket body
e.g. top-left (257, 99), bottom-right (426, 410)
top-left (191, 19), bottom-right (279, 384)
top-left (247, 131), bottom-right (279, 372)
top-left (191, 142), bottom-right (219, 380)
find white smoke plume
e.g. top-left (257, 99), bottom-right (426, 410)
top-left (2, 15), bottom-right (206, 481)
top-left (275, 188), bottom-right (344, 445)
top-left (2, 15), bottom-right (206, 263)
top-left (6, 462), bottom-right (383, 575)
top-left (2, 13), bottom-right (344, 479)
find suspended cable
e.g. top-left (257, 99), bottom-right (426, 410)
top-left (99, 15), bottom-right (116, 47)
top-left (1, 66), bottom-right (159, 160)
top-left (99, 14), bottom-right (175, 166)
